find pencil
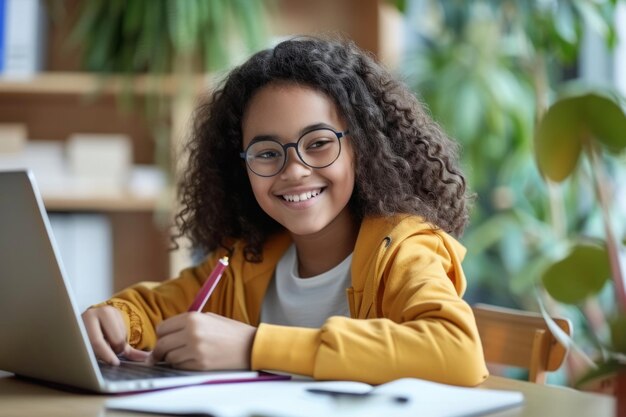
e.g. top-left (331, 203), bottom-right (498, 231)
top-left (188, 256), bottom-right (229, 312)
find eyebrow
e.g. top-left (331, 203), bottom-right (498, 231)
top-left (247, 122), bottom-right (339, 145)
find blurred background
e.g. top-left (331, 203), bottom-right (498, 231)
top-left (0, 0), bottom-right (625, 387)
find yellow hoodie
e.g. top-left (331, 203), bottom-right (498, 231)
top-left (103, 215), bottom-right (488, 386)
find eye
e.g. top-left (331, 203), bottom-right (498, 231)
top-left (254, 150), bottom-right (282, 160)
top-left (305, 137), bottom-right (334, 151)
top-left (306, 138), bottom-right (333, 150)
top-left (250, 145), bottom-right (283, 161)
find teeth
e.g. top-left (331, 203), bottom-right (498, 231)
top-left (282, 189), bottom-right (321, 202)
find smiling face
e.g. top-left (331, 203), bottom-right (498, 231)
top-left (241, 83), bottom-right (356, 239)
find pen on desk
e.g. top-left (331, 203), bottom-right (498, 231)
top-left (188, 256), bottom-right (229, 312)
top-left (306, 388), bottom-right (409, 404)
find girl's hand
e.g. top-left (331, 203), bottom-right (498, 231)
top-left (150, 312), bottom-right (257, 371)
top-left (81, 306), bottom-right (150, 365)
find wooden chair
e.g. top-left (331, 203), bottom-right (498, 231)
top-left (472, 303), bottom-right (572, 384)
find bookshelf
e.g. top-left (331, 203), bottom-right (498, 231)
top-left (43, 195), bottom-right (158, 212)
top-left (0, 72), bottom-right (211, 96)
top-left (0, 73), bottom-right (181, 291)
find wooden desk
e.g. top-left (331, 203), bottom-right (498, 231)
top-left (0, 370), bottom-right (614, 417)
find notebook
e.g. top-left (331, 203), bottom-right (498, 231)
top-left (0, 170), bottom-right (287, 393)
top-left (107, 377), bottom-right (525, 417)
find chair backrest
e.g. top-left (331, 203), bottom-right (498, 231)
top-left (472, 303), bottom-right (572, 384)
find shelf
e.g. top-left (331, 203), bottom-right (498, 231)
top-left (43, 193), bottom-right (160, 212)
top-left (0, 72), bottom-right (213, 96)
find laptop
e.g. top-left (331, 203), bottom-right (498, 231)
top-left (0, 170), bottom-right (287, 393)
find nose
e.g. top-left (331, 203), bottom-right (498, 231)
top-left (280, 147), bottom-right (311, 179)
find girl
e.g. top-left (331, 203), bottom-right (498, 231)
top-left (82, 36), bottom-right (488, 386)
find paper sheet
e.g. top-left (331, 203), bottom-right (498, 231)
top-left (106, 377), bottom-right (524, 417)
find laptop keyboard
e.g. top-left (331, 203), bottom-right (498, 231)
top-left (100, 362), bottom-right (197, 381)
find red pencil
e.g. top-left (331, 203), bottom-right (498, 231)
top-left (188, 256), bottom-right (229, 312)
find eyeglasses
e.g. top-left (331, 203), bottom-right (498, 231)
top-left (240, 127), bottom-right (349, 177)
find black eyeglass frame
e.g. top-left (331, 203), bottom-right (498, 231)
top-left (239, 127), bottom-right (349, 177)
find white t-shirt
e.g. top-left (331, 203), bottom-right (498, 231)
top-left (260, 244), bottom-right (352, 328)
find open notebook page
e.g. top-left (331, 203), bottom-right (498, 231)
top-left (107, 377), bottom-right (523, 417)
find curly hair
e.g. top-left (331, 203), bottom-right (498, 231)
top-left (175, 36), bottom-right (472, 262)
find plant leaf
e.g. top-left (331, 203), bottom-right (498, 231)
top-left (534, 96), bottom-right (584, 182)
top-left (575, 358), bottom-right (624, 389)
top-left (541, 242), bottom-right (611, 304)
top-left (555, 1), bottom-right (577, 45)
top-left (584, 94), bottom-right (626, 151)
top-left (535, 93), bottom-right (626, 182)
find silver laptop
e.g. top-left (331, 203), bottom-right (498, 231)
top-left (0, 170), bottom-right (284, 393)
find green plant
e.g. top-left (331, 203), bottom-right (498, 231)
top-left (534, 91), bottom-right (626, 386)
top-left (397, 0), bottom-right (624, 384)
top-left (68, 0), bottom-right (267, 74)
top-left (399, 0), bottom-right (620, 304)
top-left (55, 0), bottom-right (269, 179)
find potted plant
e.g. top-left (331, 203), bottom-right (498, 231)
top-left (534, 90), bottom-right (626, 408)
top-left (57, 0), bottom-right (269, 178)
top-left (68, 0), bottom-right (267, 74)
top-left (397, 0), bottom-right (621, 316)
